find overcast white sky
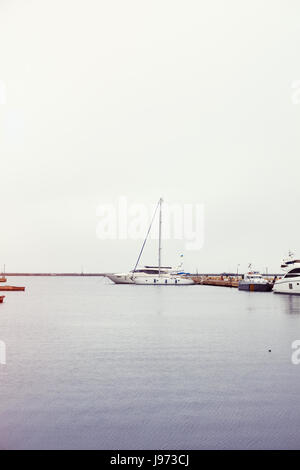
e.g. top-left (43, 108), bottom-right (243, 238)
top-left (0, 0), bottom-right (300, 273)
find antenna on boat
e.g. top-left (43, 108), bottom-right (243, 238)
top-left (158, 198), bottom-right (163, 277)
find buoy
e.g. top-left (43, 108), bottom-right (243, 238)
top-left (268, 349), bottom-right (271, 352)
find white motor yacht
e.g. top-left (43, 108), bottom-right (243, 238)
top-left (273, 252), bottom-right (300, 295)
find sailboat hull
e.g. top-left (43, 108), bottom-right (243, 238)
top-left (106, 274), bottom-right (135, 284)
top-left (133, 276), bottom-right (194, 285)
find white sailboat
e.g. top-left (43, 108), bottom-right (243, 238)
top-left (106, 198), bottom-right (194, 285)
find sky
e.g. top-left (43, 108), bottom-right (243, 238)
top-left (0, 0), bottom-right (300, 273)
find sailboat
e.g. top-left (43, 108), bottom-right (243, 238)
top-left (106, 198), bottom-right (194, 285)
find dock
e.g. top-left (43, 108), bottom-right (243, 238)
top-left (192, 276), bottom-right (239, 287)
top-left (191, 275), bottom-right (277, 288)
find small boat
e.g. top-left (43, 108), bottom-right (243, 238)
top-left (0, 265), bottom-right (7, 282)
top-left (0, 296), bottom-right (5, 303)
top-left (0, 286), bottom-right (25, 291)
top-left (239, 265), bottom-right (272, 292)
top-left (273, 252), bottom-right (300, 295)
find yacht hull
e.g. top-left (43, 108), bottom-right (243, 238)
top-left (273, 279), bottom-right (300, 295)
top-left (239, 282), bottom-right (272, 292)
top-left (106, 269), bottom-right (193, 285)
top-left (106, 274), bottom-right (135, 284)
top-left (133, 277), bottom-right (194, 285)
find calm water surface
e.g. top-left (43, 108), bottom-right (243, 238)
top-left (0, 276), bottom-right (300, 450)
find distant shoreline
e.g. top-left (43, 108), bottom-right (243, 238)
top-left (3, 273), bottom-right (107, 277)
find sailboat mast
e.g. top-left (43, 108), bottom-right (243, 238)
top-left (132, 199), bottom-right (160, 274)
top-left (158, 198), bottom-right (163, 276)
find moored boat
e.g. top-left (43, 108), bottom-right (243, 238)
top-left (106, 198), bottom-right (194, 286)
top-left (238, 267), bottom-right (272, 292)
top-left (0, 296), bottom-right (5, 303)
top-left (273, 252), bottom-right (300, 295)
top-left (106, 265), bottom-right (192, 285)
top-left (0, 286), bottom-right (25, 291)
top-left (133, 275), bottom-right (193, 285)
top-left (0, 265), bottom-right (7, 282)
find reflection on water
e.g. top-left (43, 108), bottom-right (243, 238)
top-left (276, 293), bottom-right (300, 315)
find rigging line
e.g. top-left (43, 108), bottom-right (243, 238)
top-left (132, 199), bottom-right (161, 274)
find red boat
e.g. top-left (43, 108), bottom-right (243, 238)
top-left (0, 286), bottom-right (25, 291)
top-left (0, 296), bottom-right (5, 303)
top-left (0, 277), bottom-right (7, 282)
